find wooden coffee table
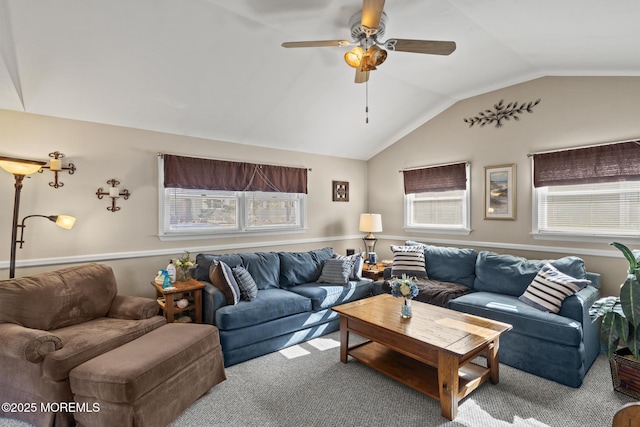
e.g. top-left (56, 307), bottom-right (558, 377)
top-left (332, 294), bottom-right (512, 420)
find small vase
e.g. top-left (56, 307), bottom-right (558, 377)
top-left (401, 297), bottom-right (412, 319)
top-left (178, 268), bottom-right (190, 282)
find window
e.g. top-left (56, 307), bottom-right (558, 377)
top-left (534, 181), bottom-right (640, 238)
top-left (532, 140), bottom-right (640, 240)
top-left (158, 155), bottom-right (307, 239)
top-left (403, 162), bottom-right (470, 234)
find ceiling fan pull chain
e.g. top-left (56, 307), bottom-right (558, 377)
top-left (365, 80), bottom-right (369, 124)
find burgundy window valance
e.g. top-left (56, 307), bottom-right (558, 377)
top-left (163, 154), bottom-right (308, 194)
top-left (533, 140), bottom-right (640, 188)
top-left (403, 162), bottom-right (467, 194)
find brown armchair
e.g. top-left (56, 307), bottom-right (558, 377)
top-left (0, 263), bottom-right (166, 427)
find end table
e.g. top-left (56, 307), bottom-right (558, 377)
top-left (151, 278), bottom-right (204, 323)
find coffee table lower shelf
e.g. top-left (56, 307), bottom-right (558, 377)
top-left (348, 340), bottom-right (491, 401)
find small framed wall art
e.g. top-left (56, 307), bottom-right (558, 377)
top-left (484, 164), bottom-right (516, 220)
top-left (332, 180), bottom-right (349, 202)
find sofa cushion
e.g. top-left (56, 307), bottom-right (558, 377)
top-left (421, 244), bottom-right (478, 288)
top-left (448, 292), bottom-right (583, 346)
top-left (215, 289), bottom-right (312, 330)
top-left (0, 263), bottom-right (117, 331)
top-left (195, 253), bottom-right (243, 282)
top-left (43, 316), bottom-right (166, 381)
top-left (209, 261), bottom-right (241, 305)
top-left (473, 251), bottom-right (587, 297)
top-left (519, 263), bottom-right (591, 313)
top-left (289, 279), bottom-right (373, 310)
top-left (232, 266), bottom-right (258, 301)
top-left (390, 245), bottom-right (427, 277)
top-left (317, 258), bottom-right (354, 286)
top-left (278, 251), bottom-right (325, 288)
top-left (240, 252), bottom-right (281, 290)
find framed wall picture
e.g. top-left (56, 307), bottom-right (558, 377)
top-left (484, 164), bottom-right (516, 220)
top-left (332, 180), bottom-right (349, 202)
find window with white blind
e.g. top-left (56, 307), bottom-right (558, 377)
top-left (534, 181), bottom-right (640, 238)
top-left (403, 162), bottom-right (471, 234)
top-left (158, 155), bottom-right (307, 240)
top-left (532, 140), bottom-right (640, 241)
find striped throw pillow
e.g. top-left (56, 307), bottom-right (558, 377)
top-left (232, 266), bottom-right (258, 301)
top-left (333, 252), bottom-right (365, 280)
top-left (390, 245), bottom-right (428, 277)
top-left (318, 258), bottom-right (355, 286)
top-left (519, 263), bottom-right (591, 313)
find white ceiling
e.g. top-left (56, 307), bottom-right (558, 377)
top-left (1, 0), bottom-right (639, 160)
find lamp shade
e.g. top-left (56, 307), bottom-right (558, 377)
top-left (0, 156), bottom-right (46, 176)
top-left (344, 46), bottom-right (364, 68)
top-left (54, 215), bottom-right (76, 230)
top-left (359, 213), bottom-right (382, 233)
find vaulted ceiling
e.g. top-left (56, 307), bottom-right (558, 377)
top-left (1, 0), bottom-right (639, 160)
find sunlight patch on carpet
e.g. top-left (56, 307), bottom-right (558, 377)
top-left (307, 337), bottom-right (340, 351)
top-left (458, 400), bottom-right (550, 427)
top-left (278, 345), bottom-right (310, 359)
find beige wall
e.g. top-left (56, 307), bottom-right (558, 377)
top-left (368, 76), bottom-right (640, 297)
top-left (2, 76), bottom-right (639, 298)
top-left (0, 110), bottom-right (368, 297)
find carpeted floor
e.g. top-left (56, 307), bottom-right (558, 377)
top-left (1, 331), bottom-right (635, 427)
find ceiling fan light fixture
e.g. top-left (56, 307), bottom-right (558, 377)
top-left (344, 46), bottom-right (364, 68)
top-left (360, 45), bottom-right (387, 71)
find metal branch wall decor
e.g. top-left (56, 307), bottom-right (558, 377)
top-left (464, 99), bottom-right (541, 128)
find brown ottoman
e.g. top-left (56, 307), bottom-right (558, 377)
top-left (69, 323), bottom-right (226, 427)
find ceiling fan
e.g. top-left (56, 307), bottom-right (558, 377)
top-left (281, 0), bottom-right (456, 84)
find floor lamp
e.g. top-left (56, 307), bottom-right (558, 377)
top-left (0, 156), bottom-right (77, 278)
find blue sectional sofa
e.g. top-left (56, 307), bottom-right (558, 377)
top-left (375, 242), bottom-right (601, 388)
top-left (194, 248), bottom-right (373, 366)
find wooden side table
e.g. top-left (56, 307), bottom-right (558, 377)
top-left (151, 278), bottom-right (204, 323)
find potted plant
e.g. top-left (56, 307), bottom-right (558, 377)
top-left (590, 242), bottom-right (640, 398)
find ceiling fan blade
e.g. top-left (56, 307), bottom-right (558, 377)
top-left (281, 40), bottom-right (350, 48)
top-left (355, 67), bottom-right (369, 84)
top-left (385, 39), bottom-right (456, 55)
top-left (361, 0), bottom-right (385, 30)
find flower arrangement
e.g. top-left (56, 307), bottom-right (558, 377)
top-left (173, 251), bottom-right (195, 281)
top-left (390, 274), bottom-right (419, 299)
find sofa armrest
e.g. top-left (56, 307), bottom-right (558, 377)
top-left (0, 323), bottom-right (62, 363)
top-left (107, 295), bottom-right (159, 320)
top-left (202, 282), bottom-right (228, 326)
top-left (558, 285), bottom-right (600, 323)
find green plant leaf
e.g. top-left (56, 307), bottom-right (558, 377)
top-left (611, 242), bottom-right (639, 272)
top-left (590, 296), bottom-right (622, 319)
top-left (601, 311), bottom-right (622, 358)
top-left (629, 326), bottom-right (640, 360)
top-left (621, 273), bottom-right (640, 329)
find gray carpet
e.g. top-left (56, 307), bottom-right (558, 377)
top-left (1, 331), bottom-right (635, 427)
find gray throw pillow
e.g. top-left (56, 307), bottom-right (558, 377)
top-left (318, 258), bottom-right (355, 286)
top-left (232, 266), bottom-right (258, 301)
